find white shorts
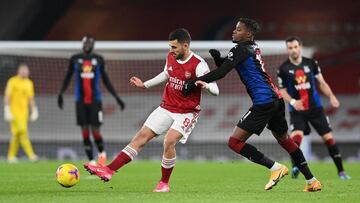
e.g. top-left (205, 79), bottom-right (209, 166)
top-left (144, 106), bottom-right (199, 144)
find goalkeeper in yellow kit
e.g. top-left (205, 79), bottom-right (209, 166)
top-left (4, 64), bottom-right (39, 162)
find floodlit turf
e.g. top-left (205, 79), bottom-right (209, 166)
top-left (0, 160), bottom-right (359, 203)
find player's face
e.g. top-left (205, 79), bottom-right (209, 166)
top-left (169, 40), bottom-right (188, 60)
top-left (18, 66), bottom-right (30, 78)
top-left (232, 22), bottom-right (251, 43)
top-left (287, 40), bottom-right (302, 60)
top-left (82, 37), bottom-right (95, 54)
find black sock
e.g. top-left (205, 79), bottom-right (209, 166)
top-left (83, 138), bottom-right (94, 160)
top-left (239, 143), bottom-right (275, 169)
top-left (94, 137), bottom-right (104, 153)
top-left (327, 144), bottom-right (344, 173)
top-left (290, 148), bottom-right (313, 180)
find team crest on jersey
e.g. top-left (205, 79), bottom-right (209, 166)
top-left (289, 70), bottom-right (294, 74)
top-left (185, 71), bottom-right (192, 79)
top-left (227, 52), bottom-right (234, 61)
top-left (92, 58), bottom-right (98, 65)
top-left (304, 65), bottom-right (310, 73)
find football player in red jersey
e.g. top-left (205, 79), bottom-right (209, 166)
top-left (84, 28), bottom-right (219, 192)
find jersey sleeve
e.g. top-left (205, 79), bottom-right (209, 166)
top-left (4, 78), bottom-right (14, 97)
top-left (195, 61), bottom-right (210, 77)
top-left (277, 67), bottom-right (287, 89)
top-left (224, 45), bottom-right (251, 66)
top-left (313, 60), bottom-right (321, 77)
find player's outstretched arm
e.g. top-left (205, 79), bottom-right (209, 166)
top-left (138, 71), bottom-right (168, 89)
top-left (130, 76), bottom-right (145, 88)
top-left (195, 80), bottom-right (219, 96)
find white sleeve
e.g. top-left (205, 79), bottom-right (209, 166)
top-left (143, 63), bottom-right (168, 88)
top-left (196, 61), bottom-right (219, 96)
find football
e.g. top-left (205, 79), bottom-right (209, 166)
top-left (55, 164), bottom-right (80, 188)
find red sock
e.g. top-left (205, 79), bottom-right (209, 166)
top-left (161, 156), bottom-right (176, 183)
top-left (107, 145), bottom-right (137, 171)
top-left (82, 129), bottom-right (90, 139)
top-left (228, 136), bottom-right (246, 153)
top-left (292, 134), bottom-right (303, 146)
top-left (279, 137), bottom-right (299, 153)
top-left (92, 131), bottom-right (102, 140)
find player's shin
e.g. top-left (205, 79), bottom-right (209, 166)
top-left (228, 137), bottom-right (274, 169)
top-left (160, 156), bottom-right (176, 183)
top-left (107, 145), bottom-right (138, 171)
top-left (325, 138), bottom-right (344, 173)
top-left (279, 137), bottom-right (314, 180)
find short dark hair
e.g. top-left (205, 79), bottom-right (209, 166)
top-left (286, 36), bottom-right (303, 46)
top-left (169, 28), bottom-right (191, 44)
top-left (239, 18), bottom-right (260, 37)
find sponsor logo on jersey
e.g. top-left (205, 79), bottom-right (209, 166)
top-left (294, 69), bottom-right (310, 90)
top-left (169, 76), bottom-right (185, 90)
top-left (81, 60), bottom-right (94, 79)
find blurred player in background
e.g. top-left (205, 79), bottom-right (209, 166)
top-left (183, 18), bottom-right (321, 192)
top-left (277, 36), bottom-right (351, 180)
top-left (4, 63), bottom-right (39, 163)
top-left (84, 28), bottom-right (219, 192)
top-left (57, 35), bottom-right (125, 166)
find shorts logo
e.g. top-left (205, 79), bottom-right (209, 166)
top-left (185, 71), bottom-right (192, 79)
top-left (241, 110), bottom-right (251, 123)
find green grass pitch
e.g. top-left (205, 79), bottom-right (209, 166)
top-left (0, 160), bottom-right (359, 203)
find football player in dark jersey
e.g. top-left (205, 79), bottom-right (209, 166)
top-left (58, 36), bottom-right (125, 166)
top-left (183, 18), bottom-right (321, 192)
top-left (277, 36), bottom-right (350, 180)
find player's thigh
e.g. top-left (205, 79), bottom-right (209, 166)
top-left (267, 99), bottom-right (288, 136)
top-left (170, 111), bottom-right (200, 144)
top-left (76, 103), bottom-right (88, 126)
top-left (130, 125), bottom-right (157, 147)
top-left (10, 119), bottom-right (27, 135)
top-left (308, 108), bottom-right (332, 136)
top-left (237, 102), bottom-right (274, 136)
top-left (290, 111), bottom-right (310, 135)
top-left (163, 128), bottom-right (183, 147)
top-left (144, 107), bottom-right (174, 136)
top-left (89, 102), bottom-right (103, 126)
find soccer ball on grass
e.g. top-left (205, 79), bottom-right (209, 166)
top-left (55, 163), bottom-right (80, 188)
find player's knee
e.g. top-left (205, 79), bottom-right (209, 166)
top-left (228, 136), bottom-right (245, 153)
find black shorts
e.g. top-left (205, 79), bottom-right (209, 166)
top-left (237, 99), bottom-right (288, 135)
top-left (290, 107), bottom-right (332, 136)
top-left (76, 102), bottom-right (103, 126)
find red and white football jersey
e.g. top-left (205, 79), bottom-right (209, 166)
top-left (160, 52), bottom-right (210, 113)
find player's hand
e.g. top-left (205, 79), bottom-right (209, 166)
top-left (182, 79), bottom-right (196, 97)
top-left (195, 80), bottom-right (209, 89)
top-left (209, 49), bottom-right (224, 67)
top-left (130, 76), bottom-right (145, 88)
top-left (30, 106), bottom-right (39, 122)
top-left (57, 94), bottom-right (64, 110)
top-left (292, 100), bottom-right (304, 111)
top-left (4, 105), bottom-right (14, 122)
top-left (116, 97), bottom-right (125, 111)
top-left (329, 95), bottom-right (340, 108)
